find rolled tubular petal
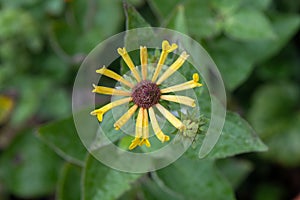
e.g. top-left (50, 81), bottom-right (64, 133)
top-left (90, 97), bottom-right (132, 122)
top-left (139, 138), bottom-right (151, 147)
top-left (135, 108), bottom-right (144, 138)
top-left (96, 66), bottom-right (134, 88)
top-left (129, 108), bottom-right (144, 150)
top-left (142, 108), bottom-right (149, 138)
top-left (92, 84), bottom-right (131, 96)
top-left (117, 47), bottom-right (141, 82)
top-left (129, 137), bottom-right (141, 150)
top-left (114, 104), bottom-right (138, 130)
top-left (152, 40), bottom-right (178, 82)
top-left (156, 51), bottom-right (189, 85)
top-left (160, 95), bottom-right (196, 107)
top-left (160, 73), bottom-right (202, 93)
top-left (155, 103), bottom-right (185, 132)
top-left (140, 46), bottom-right (148, 80)
top-left (139, 108), bottom-right (151, 147)
top-left (148, 107), bottom-right (170, 142)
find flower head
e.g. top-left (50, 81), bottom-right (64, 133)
top-left (91, 40), bottom-right (202, 150)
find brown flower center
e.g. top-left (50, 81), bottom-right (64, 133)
top-left (131, 80), bottom-right (161, 108)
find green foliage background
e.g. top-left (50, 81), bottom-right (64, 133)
top-left (0, 0), bottom-right (299, 199)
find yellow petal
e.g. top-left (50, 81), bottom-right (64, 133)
top-left (160, 95), bottom-right (196, 107)
top-left (148, 107), bottom-right (170, 142)
top-left (96, 66), bottom-right (134, 88)
top-left (135, 108), bottom-right (144, 138)
top-left (160, 73), bottom-right (202, 93)
top-left (162, 40), bottom-right (178, 53)
top-left (142, 108), bottom-right (149, 138)
top-left (90, 97), bottom-right (132, 122)
top-left (155, 103), bottom-right (185, 132)
top-left (117, 47), bottom-right (141, 82)
top-left (140, 46), bottom-right (148, 80)
top-left (92, 84), bottom-right (131, 96)
top-left (151, 40), bottom-right (178, 82)
top-left (129, 137), bottom-right (141, 150)
top-left (139, 138), bottom-right (151, 147)
top-left (114, 104), bottom-right (138, 130)
top-left (156, 51), bottom-right (189, 85)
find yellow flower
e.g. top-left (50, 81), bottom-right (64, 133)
top-left (91, 40), bottom-right (202, 150)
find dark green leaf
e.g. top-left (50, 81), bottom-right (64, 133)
top-left (224, 8), bottom-right (276, 41)
top-left (38, 116), bottom-right (87, 166)
top-left (206, 38), bottom-right (254, 90)
top-left (261, 116), bottom-right (300, 166)
top-left (156, 156), bottom-right (235, 200)
top-left (207, 13), bottom-right (300, 90)
top-left (244, 0), bottom-right (272, 10)
top-left (139, 177), bottom-right (179, 200)
top-left (254, 183), bottom-right (285, 200)
top-left (11, 77), bottom-right (51, 125)
top-left (248, 83), bottom-right (299, 135)
top-left (90, 110), bottom-right (127, 152)
top-left (123, 2), bottom-right (155, 51)
top-left (148, 0), bottom-right (182, 19)
top-left (246, 13), bottom-right (300, 62)
top-left (187, 112), bottom-right (267, 159)
top-left (0, 130), bottom-right (62, 198)
top-left (125, 2), bottom-right (151, 29)
top-left (247, 83), bottom-right (300, 166)
top-left (57, 163), bottom-right (81, 200)
top-left (217, 158), bottom-right (253, 188)
top-left (210, 0), bottom-right (242, 15)
top-left (52, 0), bottom-right (122, 54)
top-left (166, 5), bottom-right (188, 34)
top-left (82, 154), bottom-right (141, 200)
top-left (185, 0), bottom-right (222, 38)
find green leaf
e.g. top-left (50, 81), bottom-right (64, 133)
top-left (247, 83), bottom-right (300, 166)
top-left (149, 0), bottom-right (222, 38)
top-left (76, 0), bottom-right (123, 53)
top-left (224, 8), bottom-right (276, 40)
top-left (166, 5), bottom-right (188, 34)
top-left (185, 0), bottom-right (222, 38)
top-left (206, 38), bottom-right (254, 90)
top-left (52, 0), bottom-right (122, 54)
top-left (256, 46), bottom-right (300, 81)
top-left (0, 130), bottom-right (62, 198)
top-left (217, 158), bottom-right (253, 189)
top-left (207, 13), bottom-right (300, 90)
top-left (125, 2), bottom-right (151, 29)
top-left (187, 112), bottom-right (267, 159)
top-left (251, 13), bottom-right (300, 62)
top-left (50, 19), bottom-right (81, 55)
top-left (123, 2), bottom-right (155, 51)
top-left (38, 88), bottom-right (70, 119)
top-left (254, 183), bottom-right (285, 200)
top-left (90, 110), bottom-right (128, 152)
top-left (82, 154), bottom-right (141, 200)
top-left (44, 0), bottom-right (64, 15)
top-left (38, 116), bottom-right (87, 166)
top-left (261, 116), bottom-right (300, 167)
top-left (156, 156), bottom-right (235, 200)
top-left (148, 0), bottom-right (182, 19)
top-left (10, 77), bottom-right (45, 125)
top-left (57, 163), bottom-right (81, 200)
top-left (247, 83), bottom-right (299, 135)
top-left (210, 0), bottom-right (242, 16)
top-left (244, 0), bottom-right (272, 10)
top-left (139, 177), bottom-right (178, 200)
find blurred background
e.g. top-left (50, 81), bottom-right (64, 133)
top-left (0, 0), bottom-right (299, 199)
